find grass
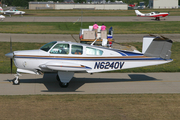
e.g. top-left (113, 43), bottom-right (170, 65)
top-left (22, 9), bottom-right (180, 16)
top-left (0, 94), bottom-right (180, 120)
top-left (1, 21), bottom-right (180, 34)
top-left (1, 42), bottom-right (180, 73)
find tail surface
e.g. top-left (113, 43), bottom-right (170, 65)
top-left (143, 35), bottom-right (173, 60)
top-left (135, 10), bottom-right (143, 16)
top-left (0, 7), bottom-right (3, 13)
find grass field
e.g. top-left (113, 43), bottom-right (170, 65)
top-left (0, 21), bottom-right (180, 34)
top-left (22, 9), bottom-right (180, 16)
top-left (1, 42), bottom-right (179, 73)
top-left (0, 94), bottom-right (180, 120)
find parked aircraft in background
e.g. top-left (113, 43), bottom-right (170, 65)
top-left (5, 35), bottom-right (173, 88)
top-left (0, 7), bottom-right (3, 13)
top-left (0, 15), bottom-right (5, 20)
top-left (135, 10), bottom-right (169, 20)
top-left (0, 7), bottom-right (25, 17)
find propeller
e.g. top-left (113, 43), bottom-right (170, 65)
top-left (5, 37), bottom-right (14, 74)
top-left (10, 37), bottom-right (12, 74)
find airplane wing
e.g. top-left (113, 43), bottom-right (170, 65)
top-left (4, 11), bottom-right (15, 15)
top-left (39, 61), bottom-right (92, 72)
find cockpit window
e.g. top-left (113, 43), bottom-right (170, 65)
top-left (40, 41), bottom-right (57, 52)
top-left (86, 47), bottom-right (103, 56)
top-left (71, 45), bottom-right (83, 55)
top-left (50, 43), bottom-right (69, 54)
top-left (154, 11), bottom-right (160, 14)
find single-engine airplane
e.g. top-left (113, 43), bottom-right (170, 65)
top-left (135, 10), bottom-right (169, 20)
top-left (0, 7), bottom-right (25, 17)
top-left (0, 15), bottom-right (5, 21)
top-left (5, 35), bottom-right (173, 88)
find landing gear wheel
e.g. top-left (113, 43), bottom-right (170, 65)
top-left (13, 77), bottom-right (20, 85)
top-left (59, 82), bottom-right (69, 88)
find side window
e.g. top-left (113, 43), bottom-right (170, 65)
top-left (71, 45), bottom-right (83, 55)
top-left (50, 44), bottom-right (69, 54)
top-left (86, 47), bottom-right (103, 56)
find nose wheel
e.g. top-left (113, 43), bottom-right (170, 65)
top-left (13, 73), bottom-right (21, 85)
top-left (13, 76), bottom-right (20, 85)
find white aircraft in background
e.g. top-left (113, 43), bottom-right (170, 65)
top-left (5, 35), bottom-right (173, 88)
top-left (0, 15), bottom-right (5, 20)
top-left (0, 7), bottom-right (25, 17)
top-left (135, 10), bottom-right (169, 20)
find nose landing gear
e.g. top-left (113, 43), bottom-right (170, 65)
top-left (12, 73), bottom-right (21, 85)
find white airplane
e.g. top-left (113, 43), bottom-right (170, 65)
top-left (0, 7), bottom-right (25, 17)
top-left (5, 35), bottom-right (173, 87)
top-left (0, 15), bottom-right (5, 21)
top-left (135, 10), bottom-right (169, 20)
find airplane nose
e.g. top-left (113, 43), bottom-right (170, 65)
top-left (5, 52), bottom-right (14, 58)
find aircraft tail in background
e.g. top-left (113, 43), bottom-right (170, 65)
top-left (0, 7), bottom-right (3, 13)
top-left (135, 10), bottom-right (144, 16)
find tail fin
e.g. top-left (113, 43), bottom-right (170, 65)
top-left (143, 35), bottom-right (173, 60)
top-left (135, 10), bottom-right (143, 16)
top-left (0, 7), bottom-right (3, 13)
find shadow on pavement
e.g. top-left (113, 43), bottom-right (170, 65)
top-left (5, 73), bottom-right (160, 92)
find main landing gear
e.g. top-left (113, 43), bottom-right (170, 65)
top-left (155, 17), bottom-right (160, 21)
top-left (56, 75), bottom-right (69, 88)
top-left (56, 71), bottom-right (74, 88)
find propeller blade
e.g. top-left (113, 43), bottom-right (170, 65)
top-left (10, 37), bottom-right (13, 74)
top-left (11, 58), bottom-right (13, 74)
top-left (10, 37), bottom-right (12, 52)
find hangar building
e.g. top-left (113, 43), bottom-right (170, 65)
top-left (149, 0), bottom-right (178, 9)
top-left (29, 2), bottom-right (128, 10)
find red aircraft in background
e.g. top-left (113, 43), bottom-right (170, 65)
top-left (135, 10), bottom-right (169, 20)
top-left (129, 4), bottom-right (135, 7)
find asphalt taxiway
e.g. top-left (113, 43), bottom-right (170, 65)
top-left (2, 16), bottom-right (180, 22)
top-left (0, 73), bottom-right (180, 95)
top-left (0, 33), bottom-right (180, 43)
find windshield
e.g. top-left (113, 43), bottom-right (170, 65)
top-left (40, 41), bottom-right (57, 52)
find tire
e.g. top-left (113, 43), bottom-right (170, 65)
top-left (13, 78), bottom-right (20, 85)
top-left (59, 82), bottom-right (69, 88)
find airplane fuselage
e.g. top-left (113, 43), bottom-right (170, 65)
top-left (135, 10), bottom-right (169, 20)
top-left (4, 10), bottom-right (25, 16)
top-left (12, 41), bottom-right (172, 74)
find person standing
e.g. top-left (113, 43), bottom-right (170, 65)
top-left (93, 22), bottom-right (98, 38)
top-left (101, 23), bottom-right (106, 31)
